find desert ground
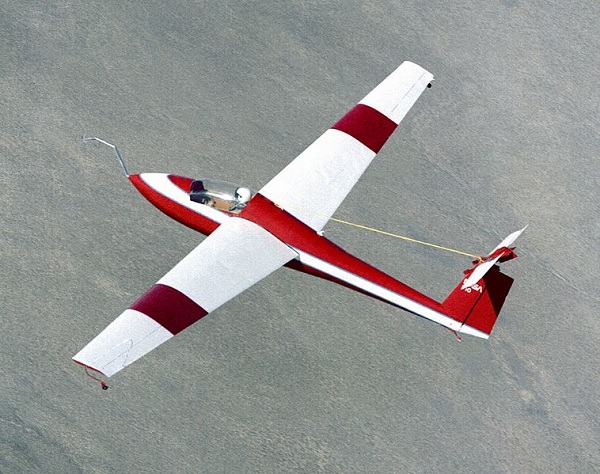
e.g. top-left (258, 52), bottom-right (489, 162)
top-left (2, 1), bottom-right (598, 472)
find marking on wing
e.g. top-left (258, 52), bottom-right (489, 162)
top-left (130, 283), bottom-right (209, 335)
top-left (332, 103), bottom-right (398, 153)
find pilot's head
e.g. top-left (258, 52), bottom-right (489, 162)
top-left (234, 187), bottom-right (252, 204)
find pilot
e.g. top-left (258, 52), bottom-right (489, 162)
top-left (190, 180), bottom-right (216, 207)
top-left (230, 187), bottom-right (252, 211)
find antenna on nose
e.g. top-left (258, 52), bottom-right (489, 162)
top-left (82, 136), bottom-right (129, 176)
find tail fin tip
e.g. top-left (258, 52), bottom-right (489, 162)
top-left (442, 227), bottom-right (525, 337)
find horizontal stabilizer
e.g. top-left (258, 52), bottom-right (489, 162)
top-left (461, 226), bottom-right (526, 289)
top-left (461, 255), bottom-right (502, 290)
top-left (487, 225), bottom-right (528, 258)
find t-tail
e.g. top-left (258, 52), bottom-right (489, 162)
top-left (441, 226), bottom-right (526, 339)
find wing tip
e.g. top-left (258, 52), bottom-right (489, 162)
top-left (72, 358), bottom-right (109, 378)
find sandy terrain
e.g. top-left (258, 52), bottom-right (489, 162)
top-left (2, 1), bottom-right (598, 472)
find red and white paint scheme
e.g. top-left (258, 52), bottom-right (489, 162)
top-left (74, 62), bottom-right (525, 382)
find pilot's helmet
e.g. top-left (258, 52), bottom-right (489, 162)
top-left (234, 187), bottom-right (252, 203)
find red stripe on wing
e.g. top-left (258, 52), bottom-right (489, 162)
top-left (130, 283), bottom-right (208, 335)
top-left (332, 104), bottom-right (397, 153)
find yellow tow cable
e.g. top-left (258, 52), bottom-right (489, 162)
top-left (328, 216), bottom-right (480, 259)
top-left (277, 203), bottom-right (481, 259)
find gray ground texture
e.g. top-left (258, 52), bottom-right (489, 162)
top-left (2, 1), bottom-right (599, 472)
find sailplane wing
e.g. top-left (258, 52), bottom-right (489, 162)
top-left (259, 61), bottom-right (433, 231)
top-left (73, 217), bottom-right (298, 377)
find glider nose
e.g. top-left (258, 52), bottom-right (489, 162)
top-left (127, 173), bottom-right (221, 235)
top-left (129, 173), bottom-right (194, 195)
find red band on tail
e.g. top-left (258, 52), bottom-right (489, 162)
top-left (442, 265), bottom-right (514, 336)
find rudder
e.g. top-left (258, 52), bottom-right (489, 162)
top-left (442, 265), bottom-right (514, 337)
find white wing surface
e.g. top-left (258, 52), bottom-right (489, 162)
top-left (73, 217), bottom-right (298, 377)
top-left (260, 61), bottom-right (433, 231)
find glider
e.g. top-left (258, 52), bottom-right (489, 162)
top-left (73, 62), bottom-right (525, 386)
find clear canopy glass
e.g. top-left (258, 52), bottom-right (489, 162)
top-left (190, 179), bottom-right (255, 214)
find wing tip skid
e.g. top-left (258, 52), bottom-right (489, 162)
top-left (73, 359), bottom-right (110, 389)
top-left (72, 358), bottom-right (105, 375)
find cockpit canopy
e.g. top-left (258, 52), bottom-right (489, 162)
top-left (190, 179), bottom-right (255, 214)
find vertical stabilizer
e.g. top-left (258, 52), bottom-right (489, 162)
top-left (442, 265), bottom-right (514, 337)
top-left (440, 227), bottom-right (524, 337)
